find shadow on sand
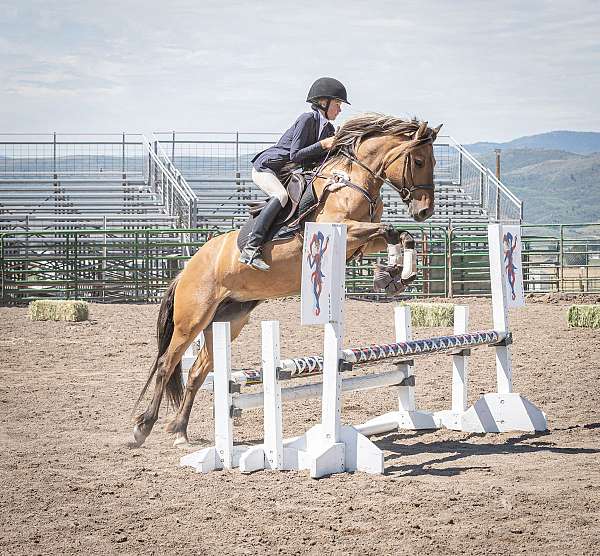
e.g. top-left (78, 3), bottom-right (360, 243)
top-left (374, 423), bottom-right (600, 476)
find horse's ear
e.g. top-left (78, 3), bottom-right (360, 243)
top-left (432, 123), bottom-right (443, 139)
top-left (416, 121), bottom-right (428, 139)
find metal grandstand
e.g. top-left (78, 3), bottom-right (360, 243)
top-left (0, 131), bottom-right (527, 302)
top-left (0, 131), bottom-right (521, 232)
top-left (152, 131), bottom-right (523, 228)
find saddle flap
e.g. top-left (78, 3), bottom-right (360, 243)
top-left (281, 172), bottom-right (307, 223)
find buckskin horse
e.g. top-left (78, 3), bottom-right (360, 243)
top-left (133, 114), bottom-right (442, 447)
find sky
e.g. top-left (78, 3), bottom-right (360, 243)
top-left (1, 0), bottom-right (599, 143)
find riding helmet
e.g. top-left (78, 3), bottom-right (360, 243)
top-left (306, 77), bottom-right (350, 105)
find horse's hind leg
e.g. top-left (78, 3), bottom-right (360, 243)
top-left (132, 288), bottom-right (221, 447)
top-left (166, 307), bottom-right (254, 447)
top-left (133, 328), bottom-right (192, 446)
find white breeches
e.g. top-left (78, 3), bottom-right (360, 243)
top-left (252, 168), bottom-right (288, 207)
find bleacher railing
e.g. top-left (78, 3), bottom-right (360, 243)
top-left (435, 136), bottom-right (523, 222)
top-left (142, 136), bottom-right (197, 229)
top-left (0, 133), bottom-right (146, 177)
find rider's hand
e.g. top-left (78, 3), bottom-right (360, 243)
top-left (320, 136), bottom-right (336, 150)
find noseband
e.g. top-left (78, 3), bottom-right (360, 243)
top-left (339, 143), bottom-right (434, 203)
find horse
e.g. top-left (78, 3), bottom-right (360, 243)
top-left (132, 113), bottom-right (442, 447)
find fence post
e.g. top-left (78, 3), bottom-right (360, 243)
top-left (447, 227), bottom-right (453, 297)
top-left (0, 235), bottom-right (4, 302)
top-left (559, 225), bottom-right (564, 293)
top-left (519, 201), bottom-right (524, 223)
top-left (495, 180), bottom-right (501, 222)
top-left (122, 132), bottom-right (126, 174)
top-left (53, 132), bottom-right (57, 174)
top-left (479, 171), bottom-right (484, 208)
top-left (73, 232), bottom-right (79, 300)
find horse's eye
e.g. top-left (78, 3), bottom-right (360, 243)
top-left (415, 159), bottom-right (424, 167)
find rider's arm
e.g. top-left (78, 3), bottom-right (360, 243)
top-left (289, 113), bottom-right (327, 164)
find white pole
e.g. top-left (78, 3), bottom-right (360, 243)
top-left (320, 225), bottom-right (346, 443)
top-left (262, 321), bottom-right (283, 469)
top-left (394, 305), bottom-right (415, 412)
top-left (488, 224), bottom-right (513, 394)
top-left (213, 322), bottom-right (234, 468)
top-left (233, 367), bottom-right (411, 411)
top-left (452, 305), bottom-right (469, 412)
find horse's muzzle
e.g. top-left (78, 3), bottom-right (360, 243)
top-left (410, 197), bottom-right (435, 222)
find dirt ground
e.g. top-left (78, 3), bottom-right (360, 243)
top-left (1, 297), bottom-right (599, 555)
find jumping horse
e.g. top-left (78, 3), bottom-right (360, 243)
top-left (133, 114), bottom-right (442, 447)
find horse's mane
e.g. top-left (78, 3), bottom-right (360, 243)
top-left (331, 113), bottom-right (434, 158)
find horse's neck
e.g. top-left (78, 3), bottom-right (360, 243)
top-left (313, 146), bottom-right (386, 222)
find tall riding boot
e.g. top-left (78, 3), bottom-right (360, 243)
top-left (239, 197), bottom-right (283, 271)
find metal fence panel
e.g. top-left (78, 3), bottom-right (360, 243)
top-left (2, 222), bottom-right (599, 304)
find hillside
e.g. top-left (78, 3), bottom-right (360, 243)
top-left (473, 148), bottom-right (600, 223)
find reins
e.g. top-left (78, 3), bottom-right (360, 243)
top-left (339, 142), bottom-right (435, 203)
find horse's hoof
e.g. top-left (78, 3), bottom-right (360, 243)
top-left (173, 434), bottom-right (190, 448)
top-left (382, 225), bottom-right (400, 245)
top-left (132, 424), bottom-right (147, 447)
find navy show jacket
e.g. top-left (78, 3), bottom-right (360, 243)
top-left (252, 108), bottom-right (334, 176)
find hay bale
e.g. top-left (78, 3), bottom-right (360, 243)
top-left (567, 304), bottom-right (600, 329)
top-left (29, 300), bottom-right (89, 322)
top-left (400, 302), bottom-right (454, 327)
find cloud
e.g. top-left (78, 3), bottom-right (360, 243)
top-left (0, 0), bottom-right (599, 140)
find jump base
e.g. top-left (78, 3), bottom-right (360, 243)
top-left (461, 393), bottom-right (548, 433)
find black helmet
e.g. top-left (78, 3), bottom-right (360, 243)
top-left (306, 77), bottom-right (350, 105)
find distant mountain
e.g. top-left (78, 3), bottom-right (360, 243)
top-left (473, 147), bottom-right (600, 224)
top-left (467, 131), bottom-right (600, 155)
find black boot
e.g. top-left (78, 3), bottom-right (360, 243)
top-left (239, 197), bottom-right (282, 271)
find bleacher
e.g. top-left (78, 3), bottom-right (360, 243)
top-left (0, 177), bottom-right (178, 230)
top-left (0, 134), bottom-right (190, 231)
top-left (0, 132), bottom-right (520, 233)
top-left (152, 132), bottom-right (520, 229)
top-left (0, 131), bottom-right (523, 303)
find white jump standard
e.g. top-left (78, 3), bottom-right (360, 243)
top-left (181, 223), bottom-right (547, 478)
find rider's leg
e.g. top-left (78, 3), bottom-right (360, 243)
top-left (239, 169), bottom-right (288, 271)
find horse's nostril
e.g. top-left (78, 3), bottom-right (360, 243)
top-left (418, 208), bottom-right (431, 220)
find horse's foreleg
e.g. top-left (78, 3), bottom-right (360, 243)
top-left (343, 220), bottom-right (417, 293)
top-left (166, 308), bottom-right (254, 447)
top-left (343, 220), bottom-right (415, 253)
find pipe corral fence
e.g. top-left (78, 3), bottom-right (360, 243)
top-left (1, 223), bottom-right (599, 303)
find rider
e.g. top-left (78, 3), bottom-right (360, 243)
top-left (239, 77), bottom-right (350, 271)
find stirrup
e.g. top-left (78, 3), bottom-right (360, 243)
top-left (239, 246), bottom-right (270, 271)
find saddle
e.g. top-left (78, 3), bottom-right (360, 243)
top-left (246, 163), bottom-right (307, 222)
top-left (237, 165), bottom-right (318, 251)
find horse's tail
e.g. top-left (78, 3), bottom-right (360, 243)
top-left (132, 275), bottom-right (184, 413)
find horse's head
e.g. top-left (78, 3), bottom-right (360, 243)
top-left (383, 120), bottom-right (442, 222)
top-left (331, 115), bottom-right (443, 223)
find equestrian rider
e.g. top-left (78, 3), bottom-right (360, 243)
top-left (239, 76), bottom-right (350, 271)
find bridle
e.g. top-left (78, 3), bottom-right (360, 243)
top-left (338, 141), bottom-right (435, 203)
